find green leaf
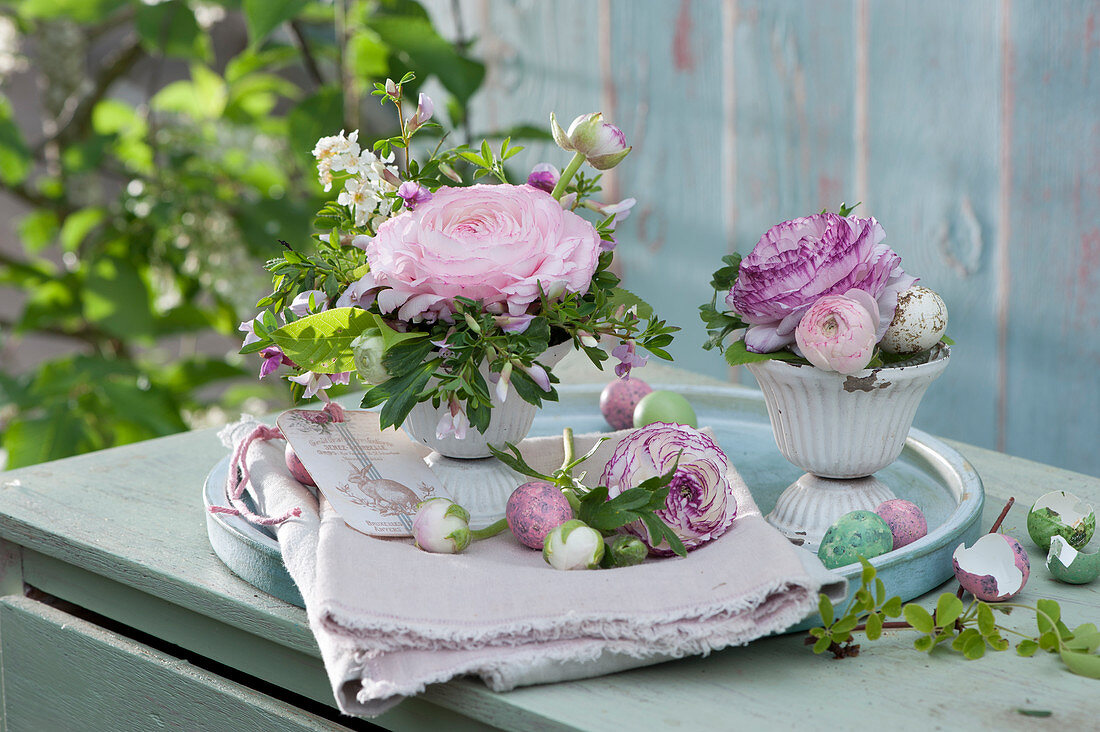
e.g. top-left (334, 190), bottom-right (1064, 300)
top-left (963, 633), bottom-right (986, 660)
top-left (987, 634), bottom-right (1009, 652)
top-left (0, 95), bottom-right (31, 186)
top-left (913, 635), bottom-right (934, 652)
top-left (60, 208), bottom-right (106, 252)
top-left (832, 615), bottom-right (859, 635)
top-left (243, 0), bottom-right (309, 44)
top-left (270, 307), bottom-right (421, 374)
top-left (935, 593), bottom-right (964, 629)
top-left (903, 605), bottom-right (935, 634)
top-left (1016, 710), bottom-right (1052, 718)
top-left (977, 603), bottom-right (996, 636)
top-left (606, 287), bottom-right (655, 320)
top-left (369, 15), bottom-right (486, 104)
top-left (1016, 639), bottom-right (1040, 657)
top-left (152, 65), bottom-right (227, 120)
top-left (1038, 631), bottom-right (1060, 652)
top-left (376, 362), bottom-right (436, 430)
top-left (349, 29), bottom-right (390, 79)
top-left (18, 0), bottom-right (127, 23)
top-left (874, 577), bottom-right (886, 606)
top-left (3, 407), bottom-right (91, 468)
top-left (812, 636), bottom-right (833, 654)
top-left (1036, 599), bottom-right (1061, 631)
top-left (865, 613), bottom-right (884, 641)
top-left (18, 210), bottom-right (59, 253)
top-left (136, 0), bottom-right (210, 61)
top-left (82, 257), bottom-right (155, 339)
top-left (1060, 649), bottom-right (1100, 679)
top-left (882, 596), bottom-right (903, 618)
top-left (724, 339), bottom-right (803, 367)
top-left (817, 595), bottom-right (834, 627)
top-left (1065, 631), bottom-right (1100, 654)
top-left (860, 557), bottom-right (875, 586)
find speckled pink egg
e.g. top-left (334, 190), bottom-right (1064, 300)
top-left (875, 499), bottom-right (928, 550)
top-left (952, 533), bottom-right (1030, 602)
top-left (284, 443), bottom-right (316, 487)
top-left (600, 377), bottom-right (653, 430)
top-left (506, 481), bottom-right (574, 549)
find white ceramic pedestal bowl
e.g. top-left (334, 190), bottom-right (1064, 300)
top-left (748, 347), bottom-right (950, 548)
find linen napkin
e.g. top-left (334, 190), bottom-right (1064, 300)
top-left (219, 418), bottom-right (846, 718)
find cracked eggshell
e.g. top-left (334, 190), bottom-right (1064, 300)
top-left (1046, 535), bottom-right (1100, 585)
top-left (817, 510), bottom-right (894, 570)
top-left (875, 498), bottom-right (928, 550)
top-left (1026, 490), bottom-right (1096, 551)
top-left (600, 377), bottom-right (653, 431)
top-left (880, 286), bottom-right (948, 355)
top-left (952, 533), bottom-right (1030, 602)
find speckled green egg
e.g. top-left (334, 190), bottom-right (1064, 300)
top-left (1046, 535), bottom-right (1100, 585)
top-left (817, 510), bottom-right (894, 570)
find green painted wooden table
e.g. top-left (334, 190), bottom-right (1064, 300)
top-left (1, 356), bottom-right (1098, 730)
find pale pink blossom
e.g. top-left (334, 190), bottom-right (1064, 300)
top-left (289, 290), bottom-right (328, 317)
top-left (369, 184), bottom-right (601, 322)
top-left (435, 397), bottom-right (469, 440)
top-left (288, 371), bottom-right (351, 400)
top-left (794, 291), bottom-right (879, 374)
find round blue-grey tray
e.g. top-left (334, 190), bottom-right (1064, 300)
top-left (204, 383), bottom-right (984, 618)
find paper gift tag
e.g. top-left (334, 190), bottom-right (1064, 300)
top-left (277, 409), bottom-right (448, 536)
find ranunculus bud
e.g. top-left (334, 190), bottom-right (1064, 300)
top-left (351, 331), bottom-right (389, 384)
top-left (604, 535), bottom-right (647, 567)
top-left (526, 163), bottom-right (559, 193)
top-left (412, 498), bottom-right (471, 554)
top-left (550, 112), bottom-right (632, 170)
top-left (543, 519), bottom-right (605, 570)
top-left (794, 291), bottom-right (879, 374)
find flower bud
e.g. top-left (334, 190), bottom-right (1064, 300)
top-left (794, 291), bottom-right (879, 374)
top-left (550, 112), bottom-right (632, 170)
top-left (351, 331), bottom-right (390, 384)
top-left (526, 163), bottom-right (559, 194)
top-left (413, 498), bottom-right (471, 554)
top-left (406, 93), bottom-right (434, 132)
top-left (543, 519), bottom-right (605, 570)
top-left (385, 78), bottom-right (399, 98)
top-left (605, 535), bottom-right (648, 568)
top-left (438, 162), bottom-right (463, 183)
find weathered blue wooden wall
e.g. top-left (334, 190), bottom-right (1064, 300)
top-left (425, 0), bottom-right (1100, 477)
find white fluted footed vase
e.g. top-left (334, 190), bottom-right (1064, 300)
top-left (748, 347), bottom-right (950, 548)
top-left (746, 347), bottom-right (950, 479)
top-left (402, 341), bottom-right (573, 459)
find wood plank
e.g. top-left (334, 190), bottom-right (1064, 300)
top-left (0, 596), bottom-right (346, 732)
top-left (727, 0), bottom-right (858, 383)
top-left (1004, 2), bottom-right (1100, 476)
top-left (0, 538), bottom-right (20, 597)
top-left (864, 1), bottom-right (1002, 449)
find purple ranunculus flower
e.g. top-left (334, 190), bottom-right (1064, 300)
top-left (526, 163), bottom-right (559, 194)
top-left (728, 214), bottom-right (917, 353)
top-left (600, 423), bottom-right (738, 556)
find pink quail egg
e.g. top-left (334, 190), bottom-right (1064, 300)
top-left (875, 499), bottom-right (928, 550)
top-left (506, 481), bottom-right (574, 549)
top-left (1046, 535), bottom-right (1100, 585)
top-left (952, 533), bottom-right (1030, 602)
top-left (600, 377), bottom-right (653, 430)
top-left (633, 390), bottom-right (697, 429)
top-left (880, 286), bottom-right (948, 355)
top-left (1026, 490), bottom-right (1095, 551)
top-left (284, 443), bottom-right (316, 486)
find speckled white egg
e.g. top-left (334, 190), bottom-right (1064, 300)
top-left (880, 286), bottom-right (948, 355)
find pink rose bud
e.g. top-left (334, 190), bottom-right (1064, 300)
top-left (794, 293), bottom-right (879, 374)
top-left (412, 498), bottom-right (471, 554)
top-left (550, 112), bottom-right (632, 170)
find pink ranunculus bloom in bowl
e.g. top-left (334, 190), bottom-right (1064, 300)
top-left (728, 213), bottom-right (916, 354)
top-left (794, 291), bottom-right (880, 374)
top-left (367, 184), bottom-right (601, 322)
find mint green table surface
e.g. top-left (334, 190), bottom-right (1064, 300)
top-left (0, 354), bottom-right (1097, 730)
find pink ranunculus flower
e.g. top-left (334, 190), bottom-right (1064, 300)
top-left (728, 214), bottom-right (916, 353)
top-left (367, 184), bottom-right (601, 322)
top-left (600, 423), bottom-right (738, 557)
top-left (794, 291), bottom-right (879, 374)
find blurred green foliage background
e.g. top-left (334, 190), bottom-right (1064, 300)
top-left (0, 0), bottom-right (488, 468)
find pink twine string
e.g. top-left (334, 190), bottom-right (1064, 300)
top-left (208, 402), bottom-right (347, 526)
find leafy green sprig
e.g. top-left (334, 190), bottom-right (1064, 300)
top-left (490, 428), bottom-right (687, 558)
top-left (809, 558), bottom-right (1100, 679)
